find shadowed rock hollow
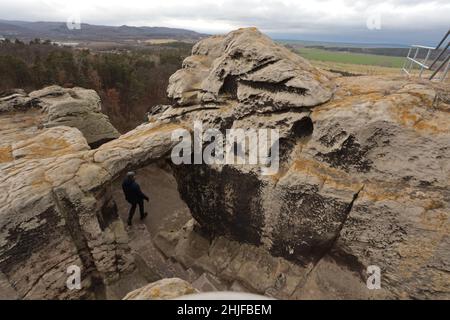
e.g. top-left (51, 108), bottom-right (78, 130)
top-left (0, 28), bottom-right (449, 300)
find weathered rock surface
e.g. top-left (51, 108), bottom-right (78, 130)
top-left (0, 86), bottom-right (184, 298)
top-left (151, 218), bottom-right (388, 299)
top-left (123, 278), bottom-right (198, 300)
top-left (167, 27), bottom-right (334, 113)
top-left (0, 86), bottom-right (120, 148)
top-left (1, 28), bottom-right (449, 300)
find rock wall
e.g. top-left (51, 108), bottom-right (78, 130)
top-left (0, 86), bottom-right (120, 148)
top-left (123, 278), bottom-right (198, 300)
top-left (0, 87), bottom-right (182, 299)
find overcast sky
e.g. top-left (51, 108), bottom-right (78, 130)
top-left (0, 0), bottom-right (449, 45)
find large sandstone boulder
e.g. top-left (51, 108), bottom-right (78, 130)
top-left (0, 86), bottom-right (120, 148)
top-left (0, 84), bottom-right (184, 298)
top-left (0, 119), bottom-right (184, 298)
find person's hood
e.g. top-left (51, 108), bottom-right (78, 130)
top-left (123, 176), bottom-right (134, 186)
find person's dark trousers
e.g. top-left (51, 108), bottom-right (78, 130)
top-left (127, 200), bottom-right (145, 225)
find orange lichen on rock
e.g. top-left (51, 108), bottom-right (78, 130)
top-left (292, 157), bottom-right (362, 192)
top-left (26, 137), bottom-right (72, 157)
top-left (0, 145), bottom-right (13, 163)
top-left (313, 92), bottom-right (384, 115)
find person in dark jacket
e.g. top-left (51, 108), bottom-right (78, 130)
top-left (122, 171), bottom-right (149, 226)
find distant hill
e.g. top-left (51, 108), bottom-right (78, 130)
top-left (0, 19), bottom-right (206, 42)
top-left (277, 39), bottom-right (409, 49)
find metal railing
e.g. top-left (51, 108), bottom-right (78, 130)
top-left (402, 29), bottom-right (449, 81)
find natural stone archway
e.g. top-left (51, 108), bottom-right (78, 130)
top-left (0, 122), bottom-right (183, 298)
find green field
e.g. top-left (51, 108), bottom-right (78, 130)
top-left (297, 47), bottom-right (405, 68)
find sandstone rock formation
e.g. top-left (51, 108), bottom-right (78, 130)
top-left (0, 28), bottom-right (449, 300)
top-left (0, 86), bottom-right (120, 148)
top-left (153, 28), bottom-right (450, 299)
top-left (123, 278), bottom-right (198, 300)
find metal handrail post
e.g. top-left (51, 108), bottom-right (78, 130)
top-left (419, 49), bottom-right (431, 78)
top-left (429, 42), bottom-right (449, 69)
top-left (401, 29), bottom-right (449, 81)
top-left (440, 56), bottom-right (450, 81)
top-left (429, 54), bottom-right (450, 81)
